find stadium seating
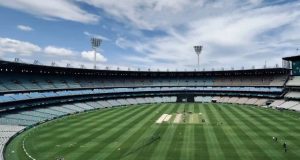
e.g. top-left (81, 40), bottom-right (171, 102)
top-left (244, 98), bottom-right (258, 105)
top-left (212, 96), bottom-right (268, 107)
top-left (285, 91), bottom-right (300, 99)
top-left (290, 103), bottom-right (300, 112)
top-left (277, 101), bottom-right (299, 109)
top-left (286, 76), bottom-right (300, 86)
top-left (254, 99), bottom-right (268, 106)
top-left (195, 96), bottom-right (213, 103)
top-left (236, 98), bottom-right (249, 104)
top-left (269, 100), bottom-right (285, 108)
top-left (0, 71), bottom-right (288, 94)
top-left (0, 125), bottom-right (25, 160)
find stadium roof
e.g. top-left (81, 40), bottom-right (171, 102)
top-left (0, 60), bottom-right (290, 77)
top-left (282, 55), bottom-right (300, 61)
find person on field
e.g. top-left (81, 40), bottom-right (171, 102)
top-left (283, 142), bottom-right (287, 152)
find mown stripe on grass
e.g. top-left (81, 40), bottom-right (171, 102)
top-left (237, 105), bottom-right (300, 158)
top-left (165, 103), bottom-right (186, 160)
top-left (102, 103), bottom-right (171, 160)
top-left (188, 103), bottom-right (196, 160)
top-left (120, 103), bottom-right (176, 160)
top-left (72, 104), bottom-right (161, 160)
top-left (140, 103), bottom-right (182, 160)
top-left (205, 103), bottom-right (241, 160)
top-left (32, 105), bottom-right (148, 159)
top-left (37, 108), bottom-right (115, 132)
top-left (180, 103), bottom-right (194, 160)
top-left (7, 108), bottom-right (119, 160)
top-left (213, 103), bottom-right (260, 159)
top-left (34, 107), bottom-right (130, 139)
top-left (193, 103), bottom-right (209, 160)
top-left (29, 106), bottom-right (139, 154)
top-left (223, 104), bottom-right (274, 159)
top-left (228, 105), bottom-right (285, 160)
top-left (252, 106), bottom-right (300, 128)
top-left (200, 103), bottom-right (226, 160)
top-left (246, 106), bottom-right (300, 135)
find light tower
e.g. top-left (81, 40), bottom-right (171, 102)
top-left (90, 37), bottom-right (102, 69)
top-left (194, 45), bottom-right (203, 67)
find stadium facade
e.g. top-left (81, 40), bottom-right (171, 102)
top-left (0, 55), bottom-right (300, 159)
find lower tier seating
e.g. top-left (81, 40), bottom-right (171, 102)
top-left (0, 125), bottom-right (25, 160)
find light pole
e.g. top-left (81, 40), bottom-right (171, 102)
top-left (90, 37), bottom-right (102, 69)
top-left (194, 45), bottom-right (203, 67)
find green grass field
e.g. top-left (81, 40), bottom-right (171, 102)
top-left (4, 103), bottom-right (300, 160)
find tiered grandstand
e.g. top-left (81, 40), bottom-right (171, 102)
top-left (1, 55), bottom-right (300, 159)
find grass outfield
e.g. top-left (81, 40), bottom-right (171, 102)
top-left (4, 103), bottom-right (300, 160)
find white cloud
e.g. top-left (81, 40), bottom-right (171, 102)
top-left (115, 37), bottom-right (149, 53)
top-left (248, 0), bottom-right (262, 5)
top-left (79, 0), bottom-right (206, 30)
top-left (44, 46), bottom-right (74, 56)
top-left (83, 31), bottom-right (110, 41)
top-left (0, 37), bottom-right (41, 56)
top-left (111, 1), bottom-right (300, 69)
top-left (81, 50), bottom-right (107, 62)
top-left (0, 37), bottom-right (109, 69)
top-left (17, 25), bottom-right (33, 31)
top-left (0, 0), bottom-right (99, 23)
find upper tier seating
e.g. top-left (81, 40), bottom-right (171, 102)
top-left (0, 73), bottom-right (287, 93)
top-left (286, 76), bottom-right (300, 86)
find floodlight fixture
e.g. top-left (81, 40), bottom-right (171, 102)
top-left (194, 45), bottom-right (203, 67)
top-left (33, 60), bottom-right (39, 65)
top-left (51, 62), bottom-right (56, 67)
top-left (80, 64), bottom-right (85, 69)
top-left (14, 58), bottom-right (20, 63)
top-left (90, 37), bottom-right (102, 69)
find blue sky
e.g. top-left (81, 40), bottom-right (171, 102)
top-left (0, 0), bottom-right (299, 70)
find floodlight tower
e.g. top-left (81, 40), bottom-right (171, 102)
top-left (194, 45), bottom-right (203, 67)
top-left (90, 37), bottom-right (102, 69)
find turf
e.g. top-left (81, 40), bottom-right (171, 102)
top-left (4, 103), bottom-right (300, 160)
